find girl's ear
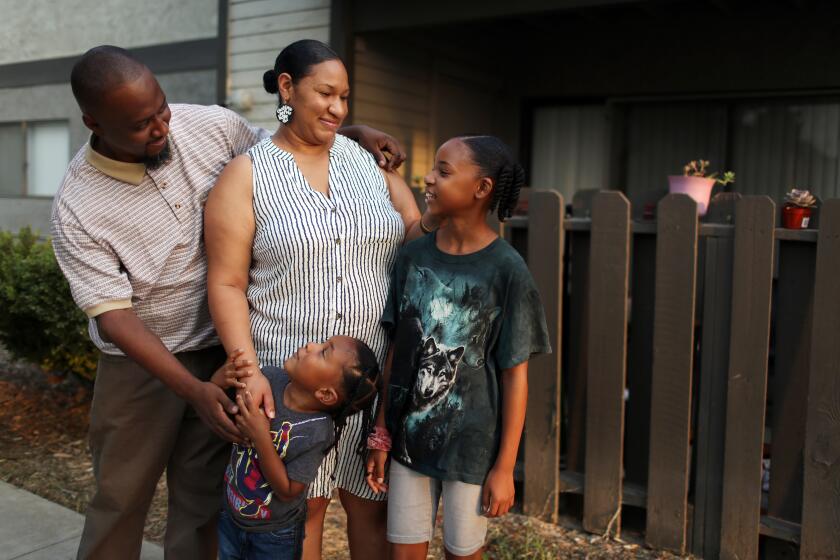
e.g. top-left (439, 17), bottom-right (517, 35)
top-left (315, 386), bottom-right (339, 407)
top-left (278, 72), bottom-right (294, 104)
top-left (475, 177), bottom-right (494, 200)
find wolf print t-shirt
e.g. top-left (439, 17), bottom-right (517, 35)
top-left (223, 367), bottom-right (333, 531)
top-left (381, 233), bottom-right (551, 485)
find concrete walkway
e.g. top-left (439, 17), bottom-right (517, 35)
top-left (0, 481), bottom-right (163, 560)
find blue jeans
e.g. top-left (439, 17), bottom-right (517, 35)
top-left (218, 509), bottom-right (305, 560)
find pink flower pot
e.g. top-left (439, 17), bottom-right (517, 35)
top-left (668, 176), bottom-right (716, 216)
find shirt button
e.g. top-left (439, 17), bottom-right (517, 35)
top-left (161, 181), bottom-right (168, 189)
top-left (335, 238), bottom-right (341, 245)
top-left (174, 203), bottom-right (181, 210)
top-left (331, 208), bottom-right (337, 213)
top-left (336, 312), bottom-right (342, 320)
top-left (336, 276), bottom-right (342, 283)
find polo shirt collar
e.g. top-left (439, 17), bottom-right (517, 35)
top-left (85, 137), bottom-right (146, 186)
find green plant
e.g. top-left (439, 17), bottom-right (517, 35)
top-left (0, 227), bottom-right (97, 380)
top-left (683, 159), bottom-right (735, 186)
top-left (784, 188), bottom-right (817, 208)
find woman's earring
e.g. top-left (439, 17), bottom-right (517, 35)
top-left (276, 103), bottom-right (293, 124)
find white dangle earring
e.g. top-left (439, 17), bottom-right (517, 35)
top-left (276, 103), bottom-right (293, 124)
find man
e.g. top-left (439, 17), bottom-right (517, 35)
top-left (51, 45), bottom-right (405, 560)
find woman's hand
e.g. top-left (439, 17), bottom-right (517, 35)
top-left (482, 466), bottom-right (515, 518)
top-left (210, 349), bottom-right (257, 389)
top-left (365, 450), bottom-right (390, 494)
top-left (240, 367), bottom-right (276, 419)
top-left (234, 391), bottom-right (271, 446)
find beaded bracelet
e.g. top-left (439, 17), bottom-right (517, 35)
top-left (366, 426), bottom-right (392, 451)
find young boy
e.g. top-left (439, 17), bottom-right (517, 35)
top-left (212, 335), bottom-right (380, 560)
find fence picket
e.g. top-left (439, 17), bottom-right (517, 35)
top-left (801, 198), bottom-right (840, 559)
top-left (719, 196), bottom-right (776, 560)
top-left (583, 191), bottom-right (631, 536)
top-left (522, 191), bottom-right (564, 523)
top-left (646, 194), bottom-right (699, 554)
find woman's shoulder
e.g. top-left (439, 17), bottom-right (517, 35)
top-left (332, 134), bottom-right (377, 167)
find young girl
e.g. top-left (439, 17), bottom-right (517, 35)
top-left (366, 135), bottom-right (551, 559)
top-left (213, 335), bottom-right (380, 560)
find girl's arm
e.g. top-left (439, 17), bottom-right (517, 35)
top-left (205, 155), bottom-right (276, 418)
top-left (381, 170), bottom-right (422, 243)
top-left (235, 392), bottom-right (306, 501)
top-left (365, 343), bottom-right (395, 493)
top-left (482, 360), bottom-right (529, 517)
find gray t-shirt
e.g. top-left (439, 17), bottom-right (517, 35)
top-left (223, 368), bottom-right (334, 531)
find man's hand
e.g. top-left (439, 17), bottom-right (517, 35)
top-left (235, 391), bottom-right (271, 446)
top-left (343, 125), bottom-right (406, 172)
top-left (189, 381), bottom-right (244, 444)
top-left (241, 367), bottom-right (276, 419)
top-left (365, 450), bottom-right (389, 494)
top-left (482, 466), bottom-right (515, 518)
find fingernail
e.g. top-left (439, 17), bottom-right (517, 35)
top-left (269, 410), bottom-right (275, 419)
top-left (231, 406), bottom-right (238, 413)
top-left (377, 477), bottom-right (384, 483)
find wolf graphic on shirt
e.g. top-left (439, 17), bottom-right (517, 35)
top-left (223, 420), bottom-right (295, 520)
top-left (411, 336), bottom-right (464, 411)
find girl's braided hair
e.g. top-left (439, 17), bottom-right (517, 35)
top-left (459, 135), bottom-right (526, 222)
top-left (326, 339), bottom-right (381, 479)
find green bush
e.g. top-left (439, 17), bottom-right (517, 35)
top-left (0, 227), bottom-right (97, 380)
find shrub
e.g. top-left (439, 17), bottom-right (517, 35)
top-left (0, 227), bottom-right (97, 380)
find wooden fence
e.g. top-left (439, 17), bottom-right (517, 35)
top-left (514, 190), bottom-right (840, 559)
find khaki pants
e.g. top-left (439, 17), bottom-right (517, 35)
top-left (77, 345), bottom-right (230, 560)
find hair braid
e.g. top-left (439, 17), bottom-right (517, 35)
top-left (458, 135), bottom-right (525, 222)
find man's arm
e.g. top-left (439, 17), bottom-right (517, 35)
top-left (96, 309), bottom-right (243, 443)
top-left (339, 124), bottom-right (406, 172)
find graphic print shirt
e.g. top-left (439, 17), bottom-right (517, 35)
top-left (381, 233), bottom-right (551, 485)
top-left (223, 368), bottom-right (333, 531)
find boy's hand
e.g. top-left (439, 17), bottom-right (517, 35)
top-left (482, 466), bottom-right (515, 518)
top-left (241, 368), bottom-right (276, 419)
top-left (234, 391), bottom-right (271, 445)
top-left (365, 450), bottom-right (389, 494)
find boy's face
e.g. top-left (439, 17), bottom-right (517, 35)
top-left (283, 335), bottom-right (359, 407)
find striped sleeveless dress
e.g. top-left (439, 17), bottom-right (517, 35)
top-left (247, 134), bottom-right (404, 499)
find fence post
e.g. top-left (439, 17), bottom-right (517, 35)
top-left (583, 191), bottom-right (631, 536)
top-left (646, 193), bottom-right (699, 554)
top-left (801, 198), bottom-right (840, 559)
top-left (522, 190), bottom-right (564, 523)
top-left (692, 228), bottom-right (736, 559)
top-left (719, 196), bottom-right (776, 560)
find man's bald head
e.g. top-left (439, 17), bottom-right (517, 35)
top-left (70, 45), bottom-right (149, 113)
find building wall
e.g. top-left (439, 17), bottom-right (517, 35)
top-left (226, 0), bottom-right (331, 130)
top-left (0, 0), bottom-right (218, 64)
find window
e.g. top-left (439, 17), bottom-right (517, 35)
top-left (0, 120), bottom-right (70, 197)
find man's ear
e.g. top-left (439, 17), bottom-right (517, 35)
top-left (81, 113), bottom-right (101, 136)
top-left (475, 177), bottom-right (494, 200)
top-left (315, 387), bottom-right (339, 407)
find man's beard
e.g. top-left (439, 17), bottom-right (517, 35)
top-left (142, 138), bottom-right (172, 170)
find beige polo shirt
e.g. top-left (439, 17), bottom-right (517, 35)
top-left (51, 103), bottom-right (268, 355)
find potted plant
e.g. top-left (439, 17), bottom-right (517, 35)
top-left (782, 189), bottom-right (817, 229)
top-left (668, 160), bottom-right (735, 216)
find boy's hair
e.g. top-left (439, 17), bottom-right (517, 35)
top-left (458, 135), bottom-right (526, 222)
top-left (326, 339), bottom-right (381, 477)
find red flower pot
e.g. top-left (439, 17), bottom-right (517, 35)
top-left (782, 204), bottom-right (813, 229)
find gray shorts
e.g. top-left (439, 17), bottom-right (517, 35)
top-left (386, 460), bottom-right (488, 556)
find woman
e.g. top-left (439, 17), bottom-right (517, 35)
top-left (204, 39), bottom-right (423, 559)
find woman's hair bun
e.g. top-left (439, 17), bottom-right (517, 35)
top-left (262, 69), bottom-right (279, 94)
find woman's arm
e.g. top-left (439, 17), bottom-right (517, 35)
top-left (204, 155), bottom-right (276, 418)
top-left (381, 170), bottom-right (422, 243)
top-left (482, 361), bottom-right (528, 517)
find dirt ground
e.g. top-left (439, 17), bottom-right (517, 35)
top-left (0, 352), bottom-right (689, 559)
